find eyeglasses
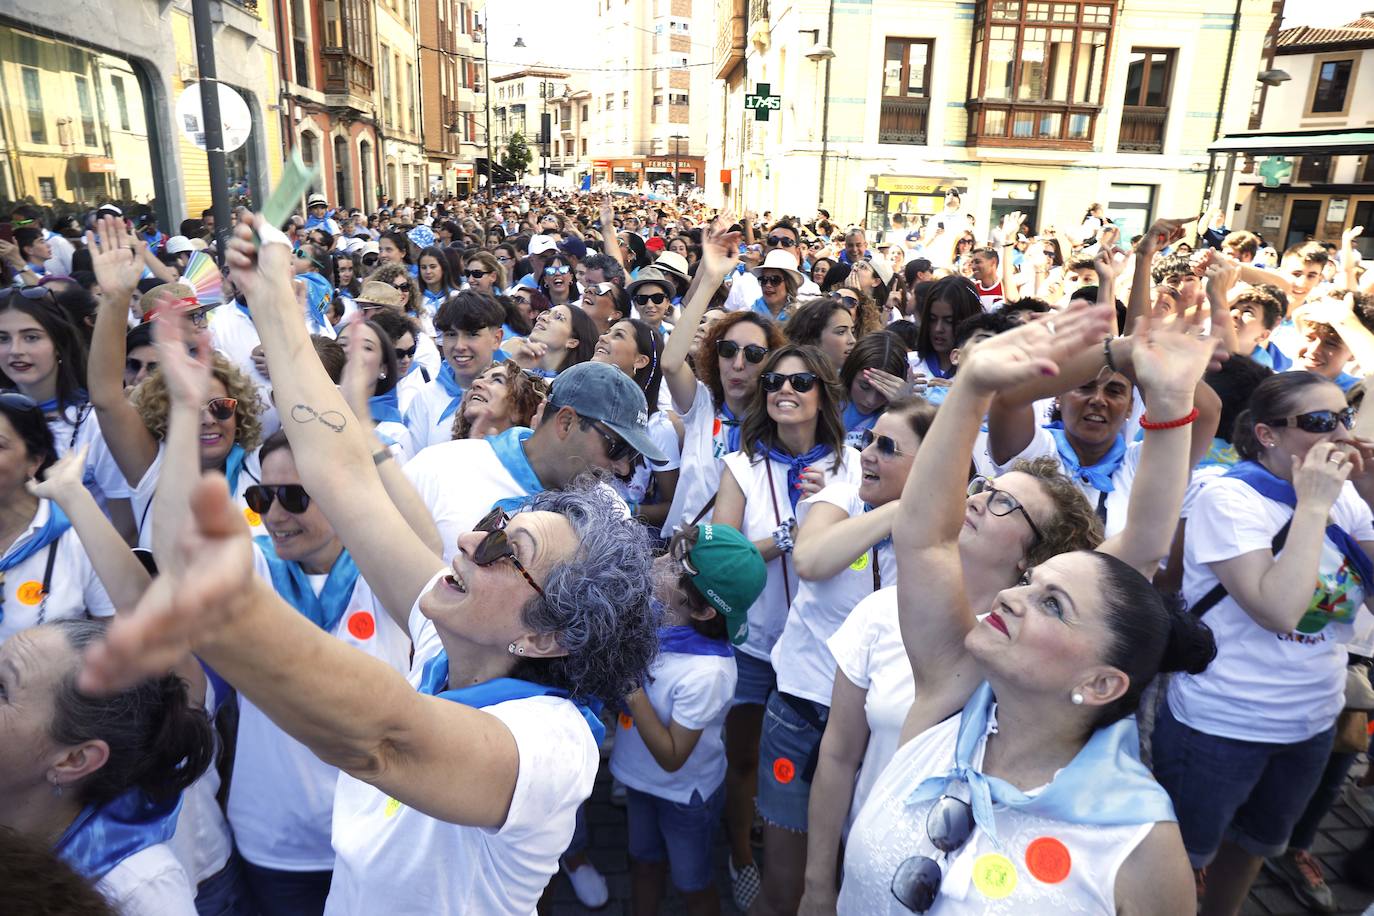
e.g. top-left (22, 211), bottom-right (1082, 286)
top-left (758, 273), bottom-right (787, 287)
top-left (394, 342), bottom-right (418, 360)
top-left (582, 418), bottom-right (639, 463)
top-left (890, 794), bottom-right (975, 912)
top-left (495, 254), bottom-right (513, 263)
top-left (716, 340), bottom-right (768, 364)
top-left (466, 268), bottom-right (489, 279)
top-left (361, 255), bottom-right (380, 267)
top-left (1265, 408), bottom-right (1356, 434)
top-left (125, 356), bottom-right (158, 376)
top-left (544, 265), bottom-right (571, 276)
top-left (203, 397), bottom-right (238, 421)
top-left (761, 371), bottom-right (818, 394)
top-left (634, 292), bottom-right (667, 306)
top-left (830, 290), bottom-right (860, 304)
top-left (392, 282), bottom-right (411, 293)
top-left (244, 484), bottom-right (311, 515)
top-left (472, 507), bottom-right (545, 596)
top-left (967, 476), bottom-right (1043, 545)
top-left (860, 429), bottom-right (910, 458)
top-left (766, 235), bottom-right (798, 248)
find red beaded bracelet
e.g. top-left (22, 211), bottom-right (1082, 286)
top-left (1138, 407), bottom-right (1199, 430)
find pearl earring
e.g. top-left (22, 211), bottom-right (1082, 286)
top-left (1071, 692), bottom-right (1084, 706)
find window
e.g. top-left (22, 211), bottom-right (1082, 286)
top-left (21, 67), bottom-right (45, 143)
top-left (622, 90), bottom-right (629, 107)
top-left (379, 45), bottom-right (392, 125)
top-left (406, 62), bottom-right (416, 131)
top-left (74, 76), bottom-right (97, 147)
top-left (880, 39), bottom-right (933, 144)
top-left (581, 104), bottom-right (588, 121)
top-left (1119, 48), bottom-right (1174, 153)
top-left (1297, 155), bottom-right (1331, 184)
top-left (1311, 58), bottom-right (1353, 114)
top-left (581, 138), bottom-right (587, 155)
top-left (112, 76), bottom-right (130, 131)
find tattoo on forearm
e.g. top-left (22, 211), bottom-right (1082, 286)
top-left (291, 404), bottom-right (347, 432)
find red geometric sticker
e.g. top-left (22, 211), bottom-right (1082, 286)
top-left (773, 757), bottom-right (796, 785)
top-left (346, 611), bottom-right (375, 641)
top-left (1025, 836), bottom-right (1071, 884)
top-left (619, 712), bottom-right (634, 730)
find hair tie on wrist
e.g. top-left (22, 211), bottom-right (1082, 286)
top-left (1139, 407), bottom-right (1199, 431)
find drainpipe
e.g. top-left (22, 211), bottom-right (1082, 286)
top-left (1202, 0), bottom-right (1244, 214)
top-left (816, 0), bottom-right (835, 211)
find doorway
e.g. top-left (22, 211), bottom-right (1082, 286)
top-left (1285, 199), bottom-right (1321, 249)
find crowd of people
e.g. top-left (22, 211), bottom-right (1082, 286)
top-left (6, 184), bottom-right (1374, 916)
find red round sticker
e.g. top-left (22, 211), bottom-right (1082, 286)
top-left (772, 757), bottom-right (796, 785)
top-left (16, 581), bottom-right (45, 605)
top-left (346, 611), bottom-right (375, 641)
top-left (618, 712), bottom-right (634, 730)
top-left (1025, 836), bottom-right (1071, 884)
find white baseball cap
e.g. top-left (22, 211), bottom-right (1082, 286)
top-left (529, 235), bottom-right (558, 255)
top-left (165, 236), bottom-right (195, 255)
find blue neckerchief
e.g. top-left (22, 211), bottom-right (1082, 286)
top-left (423, 287), bottom-right (449, 307)
top-left (862, 503), bottom-right (892, 551)
top-left (905, 682), bottom-right (1175, 843)
top-left (222, 444), bottom-right (248, 495)
top-left (235, 298), bottom-right (253, 323)
top-left (487, 427), bottom-right (544, 513)
top-left (762, 441), bottom-right (833, 510)
top-left (34, 389), bottom-right (89, 417)
top-left (752, 296), bottom-right (789, 322)
top-left (843, 401), bottom-right (880, 434)
top-left (524, 366), bottom-right (557, 379)
top-left (298, 271), bottom-right (334, 334)
top-left (253, 537), bottom-right (361, 634)
top-left (369, 388), bottom-right (403, 425)
top-left (718, 403), bottom-right (742, 453)
top-left (54, 788), bottom-right (183, 881)
top-left (657, 621), bottom-right (732, 657)
top-left (1335, 371), bottom-right (1360, 393)
top-left (922, 353), bottom-right (955, 380)
top-left (1045, 422), bottom-right (1127, 493)
top-left (435, 362), bottom-right (467, 421)
top-left (1198, 436), bottom-right (1241, 469)
top-left (1224, 460), bottom-right (1374, 591)
top-left (0, 503), bottom-right (70, 594)
top-left (417, 653), bottom-right (605, 745)
top-left (1250, 342), bottom-right (1292, 372)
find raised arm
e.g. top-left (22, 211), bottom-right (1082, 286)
top-left (794, 500), bottom-right (897, 581)
top-left (1203, 261), bottom-right (1241, 355)
top-left (997, 211), bottom-right (1021, 302)
top-left (1342, 226), bottom-right (1364, 292)
top-left (85, 217), bottom-right (161, 485)
top-left (661, 215), bottom-right (737, 414)
top-left (150, 316), bottom-right (214, 574)
top-left (599, 197), bottom-right (626, 272)
top-left (225, 215), bottom-right (441, 618)
top-left (1128, 217), bottom-right (1187, 331)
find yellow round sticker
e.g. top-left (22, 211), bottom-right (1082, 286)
top-left (243, 507), bottom-right (262, 527)
top-left (16, 580), bottom-right (45, 605)
top-left (972, 853), bottom-right (1018, 899)
top-left (849, 552), bottom-right (869, 572)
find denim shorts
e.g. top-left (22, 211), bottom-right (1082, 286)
top-left (1151, 701), bottom-right (1336, 867)
top-left (756, 690), bottom-right (829, 832)
top-left (732, 648), bottom-right (777, 707)
top-left (625, 784), bottom-right (726, 892)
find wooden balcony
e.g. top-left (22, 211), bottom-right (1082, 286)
top-left (878, 96), bottom-right (930, 145)
top-left (1118, 106), bottom-right (1167, 153)
top-left (322, 50), bottom-right (373, 103)
top-left (965, 101), bottom-right (1097, 150)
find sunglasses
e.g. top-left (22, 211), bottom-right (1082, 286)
top-left (760, 371), bottom-right (818, 394)
top-left (588, 282), bottom-right (615, 296)
top-left (203, 397), bottom-right (238, 421)
top-left (890, 794), bottom-right (975, 912)
top-left (472, 507), bottom-right (544, 595)
top-left (244, 484), bottom-right (311, 515)
top-left (758, 273), bottom-right (786, 287)
top-left (860, 429), bottom-right (910, 458)
top-left (361, 254), bottom-right (380, 267)
top-left (0, 391), bottom-right (42, 413)
top-left (125, 356), bottom-right (158, 376)
top-left (967, 476), bottom-right (1043, 545)
top-left (830, 290), bottom-right (860, 304)
top-left (766, 235), bottom-right (798, 248)
top-left (634, 292), bottom-right (667, 306)
top-left (394, 342), bottom-right (418, 360)
top-left (1265, 408), bottom-right (1356, 434)
top-left (544, 265), bottom-right (571, 276)
top-left (466, 268), bottom-right (489, 279)
top-left (495, 254), bottom-right (513, 262)
top-left (716, 339), bottom-right (768, 364)
top-left (583, 418), bottom-right (639, 463)
top-left (4, 286), bottom-right (55, 305)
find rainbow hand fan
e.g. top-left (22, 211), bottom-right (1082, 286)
top-left (180, 250), bottom-right (224, 306)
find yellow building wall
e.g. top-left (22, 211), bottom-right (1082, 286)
top-left (171, 10), bottom-right (212, 218)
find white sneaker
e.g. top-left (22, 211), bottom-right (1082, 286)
top-left (562, 859), bottom-right (609, 909)
top-left (1347, 780), bottom-right (1374, 827)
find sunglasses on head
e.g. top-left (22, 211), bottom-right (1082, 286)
top-left (588, 282), bottom-right (615, 296)
top-left (125, 356), bottom-right (158, 375)
top-left (472, 507), bottom-right (544, 596)
top-left (466, 268), bottom-right (489, 279)
top-left (203, 397), bottom-right (238, 421)
top-left (890, 793), bottom-right (975, 912)
top-left (830, 290), bottom-right (859, 303)
top-left (860, 429), bottom-right (910, 458)
top-left (544, 265), bottom-right (571, 276)
top-left (758, 273), bottom-right (786, 287)
top-left (1265, 407), bottom-right (1355, 434)
top-left (244, 484), bottom-right (311, 515)
top-left (716, 339), bottom-right (768, 364)
top-left (4, 286), bottom-right (55, 305)
top-left (634, 292), bottom-right (667, 306)
top-left (0, 391), bottom-right (42, 414)
top-left (761, 371), bottom-right (818, 394)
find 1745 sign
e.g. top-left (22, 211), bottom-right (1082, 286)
top-left (745, 83), bottom-right (780, 121)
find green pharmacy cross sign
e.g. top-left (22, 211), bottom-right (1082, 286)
top-left (745, 83), bottom-right (781, 121)
top-left (1257, 156), bottom-right (1293, 188)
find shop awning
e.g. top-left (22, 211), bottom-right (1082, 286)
top-left (1208, 128), bottom-right (1374, 156)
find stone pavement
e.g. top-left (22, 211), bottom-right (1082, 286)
top-left (542, 765), bottom-right (1374, 916)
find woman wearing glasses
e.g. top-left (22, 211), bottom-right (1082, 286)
top-left (756, 397), bottom-right (935, 915)
top-left (836, 306), bottom-right (1216, 915)
top-left (539, 254), bottom-right (577, 309)
top-left (83, 216), bottom-right (662, 915)
top-left (712, 343), bottom-right (861, 911)
top-left (503, 303), bottom-right (599, 379)
top-left (1154, 372), bottom-right (1374, 916)
top-left (625, 269), bottom-right (676, 337)
top-left (464, 251), bottom-right (506, 296)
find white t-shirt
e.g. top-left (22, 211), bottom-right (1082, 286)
top-left (610, 646), bottom-right (737, 805)
top-left (167, 678), bottom-right (233, 887)
top-left (661, 382), bottom-right (731, 538)
top-left (403, 375), bottom-right (467, 451)
top-left (772, 483), bottom-right (896, 705)
top-left (828, 586), bottom-right (915, 831)
top-left (994, 425), bottom-right (1143, 538)
top-left (396, 365), bottom-right (430, 415)
top-left (95, 843), bottom-right (198, 916)
top-left (228, 545), bottom-right (411, 871)
top-left (47, 404), bottom-right (131, 511)
top-left (723, 446), bottom-right (863, 662)
top-left (405, 437), bottom-right (530, 561)
top-left (130, 445), bottom-right (265, 551)
top-left (0, 500), bottom-right (115, 645)
top-left (1170, 476), bottom-right (1374, 743)
top-left (613, 410), bottom-right (682, 508)
top-left (325, 591), bottom-right (598, 915)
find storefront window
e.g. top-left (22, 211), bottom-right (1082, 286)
top-left (0, 25), bottom-right (161, 225)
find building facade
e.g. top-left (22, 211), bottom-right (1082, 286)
top-left (374, 0), bottom-right (426, 204)
top-left (707, 0), bottom-right (1272, 236)
top-left (419, 0), bottom-right (485, 196)
top-left (491, 68), bottom-right (571, 182)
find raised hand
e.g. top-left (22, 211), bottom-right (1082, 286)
top-left (85, 215), bottom-right (146, 303)
top-left (1092, 247), bottom-right (1119, 285)
top-left (701, 211), bottom-right (742, 277)
top-left (1129, 304), bottom-right (1217, 407)
top-left (154, 309), bottom-right (214, 409)
top-left (998, 210), bottom-right (1023, 246)
top-left (1292, 441), bottom-right (1355, 515)
top-left (863, 366), bottom-right (928, 401)
top-left (957, 302), bottom-right (1116, 396)
top-left (1344, 225), bottom-right (1365, 248)
top-left (224, 212), bottom-right (295, 305)
top-left (1138, 217), bottom-right (1191, 256)
top-left (26, 444), bottom-right (91, 502)
top-left (1299, 293), bottom-right (1357, 329)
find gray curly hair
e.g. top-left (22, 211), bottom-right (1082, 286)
top-left (507, 478), bottom-right (661, 705)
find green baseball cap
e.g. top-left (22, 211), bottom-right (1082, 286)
top-left (687, 523), bottom-right (766, 646)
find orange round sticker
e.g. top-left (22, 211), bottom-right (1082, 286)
top-left (243, 507), bottom-right (262, 527)
top-left (772, 757), bottom-right (796, 785)
top-left (618, 712), bottom-right (634, 730)
top-left (346, 611), bottom-right (375, 641)
top-left (16, 581), bottom-right (45, 605)
top-left (1025, 837), bottom-right (1072, 884)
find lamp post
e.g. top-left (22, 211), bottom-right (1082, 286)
top-left (669, 133), bottom-right (686, 195)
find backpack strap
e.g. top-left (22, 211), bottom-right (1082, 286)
top-left (1190, 519), bottom-right (1292, 618)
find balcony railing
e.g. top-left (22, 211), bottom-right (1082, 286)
top-left (322, 50), bottom-right (372, 100)
top-left (878, 96), bottom-right (930, 145)
top-left (1118, 106), bottom-right (1167, 153)
top-left (966, 101), bottom-right (1098, 150)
